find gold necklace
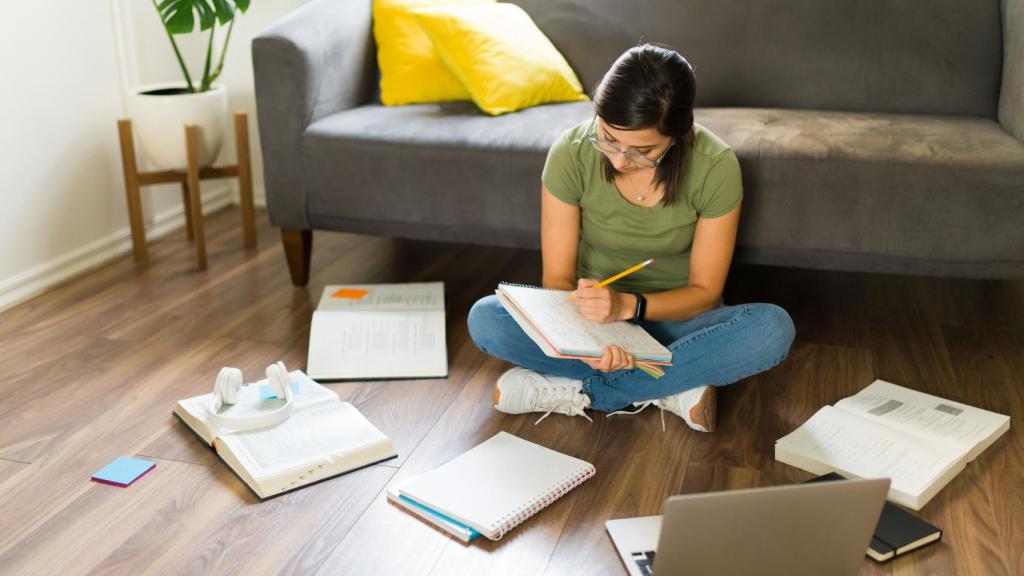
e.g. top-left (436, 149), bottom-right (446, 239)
top-left (624, 172), bottom-right (656, 203)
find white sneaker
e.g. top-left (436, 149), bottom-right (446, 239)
top-left (494, 367), bottom-right (593, 425)
top-left (609, 385), bottom-right (717, 433)
top-left (656, 386), bottom-right (717, 432)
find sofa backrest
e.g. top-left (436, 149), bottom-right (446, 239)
top-left (515, 0), bottom-right (1004, 118)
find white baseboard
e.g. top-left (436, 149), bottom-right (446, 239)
top-left (0, 185), bottom-right (235, 314)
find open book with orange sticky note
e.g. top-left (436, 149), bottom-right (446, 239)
top-left (307, 283), bottom-right (448, 380)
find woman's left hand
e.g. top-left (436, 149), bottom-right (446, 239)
top-left (580, 345), bottom-right (635, 372)
top-left (571, 279), bottom-right (632, 323)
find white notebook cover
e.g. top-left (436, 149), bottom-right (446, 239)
top-left (397, 432), bottom-right (596, 540)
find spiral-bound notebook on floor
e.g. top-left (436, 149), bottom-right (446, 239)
top-left (393, 432), bottom-right (596, 541)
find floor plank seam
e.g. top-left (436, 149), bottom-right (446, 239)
top-left (134, 454), bottom-right (214, 467)
top-left (425, 537), bottom-right (454, 576)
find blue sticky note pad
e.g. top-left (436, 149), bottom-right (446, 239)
top-left (260, 380), bottom-right (302, 400)
top-left (91, 456), bottom-right (156, 487)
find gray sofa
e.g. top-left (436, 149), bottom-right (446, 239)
top-left (253, 0), bottom-right (1024, 286)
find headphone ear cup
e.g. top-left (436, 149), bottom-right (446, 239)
top-left (213, 367), bottom-right (243, 411)
top-left (275, 361), bottom-right (294, 399)
top-left (265, 362), bottom-right (290, 399)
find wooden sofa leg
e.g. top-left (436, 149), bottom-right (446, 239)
top-left (281, 229), bottom-right (312, 286)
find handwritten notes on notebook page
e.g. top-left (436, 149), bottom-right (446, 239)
top-left (495, 283), bottom-right (671, 364)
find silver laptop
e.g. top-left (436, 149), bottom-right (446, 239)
top-left (606, 478), bottom-right (889, 576)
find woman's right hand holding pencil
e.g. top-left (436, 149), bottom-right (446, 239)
top-left (572, 278), bottom-right (637, 372)
top-left (571, 278), bottom-right (636, 323)
top-left (569, 259), bottom-right (655, 373)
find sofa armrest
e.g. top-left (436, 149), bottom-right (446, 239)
top-left (1000, 0), bottom-right (1024, 142)
top-left (252, 0), bottom-right (375, 230)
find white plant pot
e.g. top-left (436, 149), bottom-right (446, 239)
top-left (127, 82), bottom-right (228, 170)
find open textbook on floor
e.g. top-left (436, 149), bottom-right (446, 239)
top-left (776, 379), bottom-right (1010, 510)
top-left (174, 371), bottom-right (396, 499)
top-left (307, 282), bottom-right (448, 380)
top-left (495, 282), bottom-right (671, 376)
top-left (388, 432), bottom-right (595, 541)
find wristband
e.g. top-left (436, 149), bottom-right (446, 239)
top-left (632, 293), bottom-right (647, 323)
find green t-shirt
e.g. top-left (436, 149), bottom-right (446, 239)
top-left (541, 120), bottom-right (743, 293)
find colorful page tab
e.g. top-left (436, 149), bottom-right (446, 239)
top-left (91, 456), bottom-right (156, 487)
top-left (331, 288), bottom-right (370, 300)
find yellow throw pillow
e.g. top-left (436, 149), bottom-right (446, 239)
top-left (373, 0), bottom-right (494, 106)
top-left (412, 3), bottom-right (589, 115)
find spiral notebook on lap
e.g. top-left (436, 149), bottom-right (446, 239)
top-left (393, 432), bottom-right (596, 541)
top-left (495, 282), bottom-right (671, 370)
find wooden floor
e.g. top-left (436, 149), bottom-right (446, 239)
top-left (1, 206), bottom-right (1021, 576)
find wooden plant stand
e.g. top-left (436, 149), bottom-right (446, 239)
top-left (117, 112), bottom-right (256, 270)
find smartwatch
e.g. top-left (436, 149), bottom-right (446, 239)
top-left (631, 293), bottom-right (647, 323)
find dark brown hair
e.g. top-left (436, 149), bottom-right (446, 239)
top-left (593, 44), bottom-right (696, 205)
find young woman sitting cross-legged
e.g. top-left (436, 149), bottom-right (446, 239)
top-left (468, 44), bottom-right (795, 432)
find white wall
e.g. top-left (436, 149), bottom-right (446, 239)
top-left (0, 0), bottom-right (307, 312)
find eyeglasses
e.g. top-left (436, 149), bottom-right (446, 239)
top-left (586, 122), bottom-right (674, 168)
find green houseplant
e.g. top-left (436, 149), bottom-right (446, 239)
top-left (151, 0), bottom-right (252, 94)
top-left (128, 0), bottom-right (253, 169)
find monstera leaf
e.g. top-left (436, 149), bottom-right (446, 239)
top-left (156, 0), bottom-right (251, 34)
top-left (150, 0), bottom-right (253, 92)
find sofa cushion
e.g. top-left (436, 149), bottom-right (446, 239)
top-left (303, 101), bottom-right (594, 246)
top-left (698, 109), bottom-right (1024, 264)
top-left (303, 104), bottom-right (1024, 266)
top-left (514, 0), bottom-right (1003, 118)
top-left (412, 3), bottom-right (588, 115)
top-left (373, 0), bottom-right (494, 106)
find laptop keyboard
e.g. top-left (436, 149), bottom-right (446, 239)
top-left (631, 550), bottom-right (656, 576)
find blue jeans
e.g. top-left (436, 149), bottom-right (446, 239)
top-left (467, 295), bottom-right (796, 412)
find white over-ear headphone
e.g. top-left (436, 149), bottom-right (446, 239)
top-left (208, 361), bottom-right (295, 431)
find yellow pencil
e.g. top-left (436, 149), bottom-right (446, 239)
top-left (594, 258), bottom-right (655, 288)
top-left (570, 258), bottom-right (655, 300)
